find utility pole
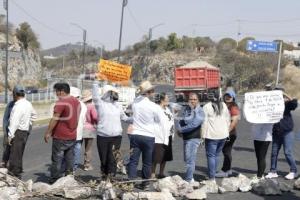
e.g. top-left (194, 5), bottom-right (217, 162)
top-left (4, 0), bottom-right (8, 103)
top-left (276, 41), bottom-right (283, 85)
top-left (70, 23), bottom-right (86, 90)
top-left (82, 29), bottom-right (86, 75)
top-left (118, 0), bottom-right (128, 61)
top-left (237, 19), bottom-right (241, 47)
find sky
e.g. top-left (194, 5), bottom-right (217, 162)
top-left (1, 0), bottom-right (300, 50)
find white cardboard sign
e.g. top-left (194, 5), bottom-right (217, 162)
top-left (243, 90), bottom-right (285, 123)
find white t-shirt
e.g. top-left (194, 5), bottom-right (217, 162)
top-left (252, 123), bottom-right (273, 141)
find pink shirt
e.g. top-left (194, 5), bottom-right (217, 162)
top-left (84, 103), bottom-right (98, 132)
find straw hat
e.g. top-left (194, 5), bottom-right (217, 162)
top-left (70, 86), bottom-right (81, 98)
top-left (137, 81), bottom-right (155, 94)
top-left (82, 90), bottom-right (92, 102)
top-left (102, 85), bottom-right (118, 95)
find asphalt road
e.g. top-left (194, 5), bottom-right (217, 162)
top-left (1, 85), bottom-right (300, 199)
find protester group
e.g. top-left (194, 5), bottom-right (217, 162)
top-left (1, 80), bottom-right (298, 190)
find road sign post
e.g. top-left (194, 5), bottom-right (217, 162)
top-left (247, 40), bottom-right (282, 85)
top-left (276, 41), bottom-right (283, 85)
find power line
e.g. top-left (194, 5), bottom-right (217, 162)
top-left (126, 6), bottom-right (146, 33)
top-left (240, 18), bottom-right (300, 24)
top-left (11, 0), bottom-right (79, 37)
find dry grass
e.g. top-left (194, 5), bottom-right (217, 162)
top-left (283, 64), bottom-right (300, 99)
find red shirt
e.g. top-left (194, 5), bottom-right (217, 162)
top-left (52, 96), bottom-right (81, 140)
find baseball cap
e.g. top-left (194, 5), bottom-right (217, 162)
top-left (13, 85), bottom-right (25, 94)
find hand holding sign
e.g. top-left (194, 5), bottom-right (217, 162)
top-left (243, 90), bottom-right (285, 124)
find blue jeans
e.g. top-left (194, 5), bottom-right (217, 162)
top-left (184, 138), bottom-right (200, 181)
top-left (73, 140), bottom-right (82, 171)
top-left (128, 135), bottom-right (155, 179)
top-left (270, 132), bottom-right (297, 173)
top-left (205, 139), bottom-right (226, 179)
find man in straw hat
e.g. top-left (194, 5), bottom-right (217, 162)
top-left (128, 81), bottom-right (166, 190)
top-left (92, 81), bottom-right (132, 180)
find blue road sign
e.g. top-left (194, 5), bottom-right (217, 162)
top-left (246, 40), bottom-right (278, 53)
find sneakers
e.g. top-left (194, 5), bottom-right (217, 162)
top-left (265, 172), bottom-right (279, 179)
top-left (215, 170), bottom-right (232, 178)
top-left (285, 172), bottom-right (298, 180)
top-left (250, 175), bottom-right (264, 184)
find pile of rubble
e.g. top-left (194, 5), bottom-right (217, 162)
top-left (1, 167), bottom-right (300, 200)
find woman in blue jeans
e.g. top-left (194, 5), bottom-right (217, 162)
top-left (201, 93), bottom-right (230, 181)
top-left (266, 89), bottom-right (298, 180)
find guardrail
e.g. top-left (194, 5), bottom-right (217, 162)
top-left (0, 92), bottom-right (57, 104)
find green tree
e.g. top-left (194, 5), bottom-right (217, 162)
top-left (182, 36), bottom-right (195, 50)
top-left (194, 36), bottom-right (215, 50)
top-left (167, 33), bottom-right (181, 51)
top-left (16, 22), bottom-right (40, 50)
top-left (217, 38), bottom-right (237, 53)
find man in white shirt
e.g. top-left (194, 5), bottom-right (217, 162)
top-left (128, 81), bottom-right (166, 190)
top-left (7, 86), bottom-right (37, 179)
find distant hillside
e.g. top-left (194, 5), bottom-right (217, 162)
top-left (41, 43), bottom-right (101, 57)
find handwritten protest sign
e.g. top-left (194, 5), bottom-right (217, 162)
top-left (97, 59), bottom-right (132, 84)
top-left (243, 90), bottom-right (285, 123)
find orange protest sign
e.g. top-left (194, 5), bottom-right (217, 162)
top-left (97, 59), bottom-right (132, 84)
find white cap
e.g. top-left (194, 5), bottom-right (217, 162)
top-left (102, 85), bottom-right (118, 95)
top-left (70, 86), bottom-right (81, 98)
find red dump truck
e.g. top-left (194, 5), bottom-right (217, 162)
top-left (174, 61), bottom-right (221, 103)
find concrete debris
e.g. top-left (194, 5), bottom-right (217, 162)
top-left (220, 177), bottom-right (240, 192)
top-left (50, 175), bottom-right (79, 190)
top-left (252, 179), bottom-right (282, 195)
top-left (0, 186), bottom-right (20, 200)
top-left (185, 188), bottom-right (207, 199)
top-left (294, 177), bottom-right (300, 190)
top-left (63, 187), bottom-right (92, 199)
top-left (0, 168), bottom-right (8, 178)
top-left (153, 176), bottom-right (179, 196)
top-left (32, 182), bottom-right (52, 193)
top-left (0, 181), bottom-right (7, 187)
top-left (279, 182), bottom-right (292, 192)
top-left (25, 179), bottom-right (33, 192)
top-left (238, 174), bottom-right (252, 192)
top-left (199, 180), bottom-right (219, 194)
top-left (122, 189), bottom-right (175, 200)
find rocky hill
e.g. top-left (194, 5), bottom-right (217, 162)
top-left (0, 33), bottom-right (42, 92)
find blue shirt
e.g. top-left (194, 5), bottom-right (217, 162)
top-left (176, 104), bottom-right (205, 134)
top-left (2, 101), bottom-right (15, 135)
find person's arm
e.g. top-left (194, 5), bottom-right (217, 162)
top-left (90, 105), bottom-right (98, 125)
top-left (120, 108), bottom-right (133, 123)
top-left (44, 113), bottom-right (60, 143)
top-left (44, 102), bottom-right (64, 143)
top-left (286, 98), bottom-right (298, 111)
top-left (177, 107), bottom-right (205, 134)
top-left (7, 105), bottom-right (20, 144)
top-left (229, 105), bottom-right (240, 132)
top-left (92, 81), bottom-right (103, 111)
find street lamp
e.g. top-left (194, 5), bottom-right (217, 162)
top-left (93, 40), bottom-right (105, 59)
top-left (70, 23), bottom-right (87, 75)
top-left (3, 0), bottom-right (8, 103)
top-left (148, 23), bottom-right (164, 41)
top-left (118, 0), bottom-right (128, 61)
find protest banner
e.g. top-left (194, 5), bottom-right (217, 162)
top-left (97, 59), bottom-right (132, 84)
top-left (243, 90), bottom-right (285, 123)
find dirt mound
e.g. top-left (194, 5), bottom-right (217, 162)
top-left (283, 64), bottom-right (300, 99)
top-left (179, 60), bottom-right (218, 69)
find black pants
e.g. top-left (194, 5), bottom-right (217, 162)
top-left (51, 139), bottom-right (76, 181)
top-left (2, 130), bottom-right (11, 165)
top-left (8, 130), bottom-right (29, 178)
top-left (97, 135), bottom-right (122, 176)
top-left (254, 140), bottom-right (270, 178)
top-left (221, 134), bottom-right (237, 172)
